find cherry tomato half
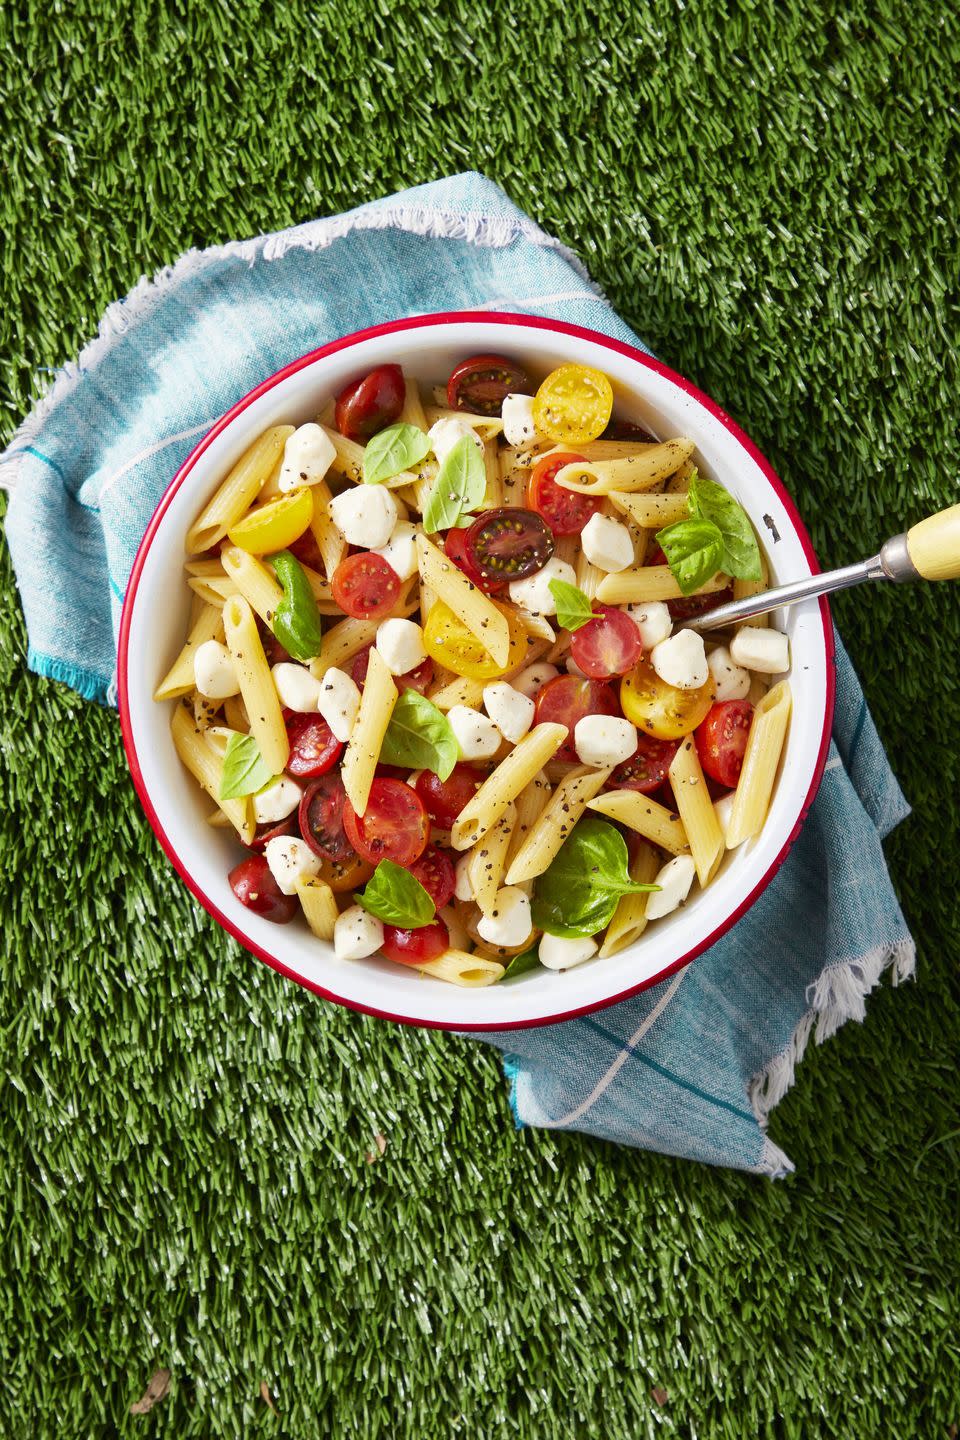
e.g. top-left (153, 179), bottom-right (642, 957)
top-left (331, 552), bottom-right (402, 621)
top-left (298, 773), bottom-right (353, 861)
top-left (532, 364), bottom-right (614, 446)
top-left (608, 734), bottom-right (680, 794)
top-left (620, 656), bottom-right (716, 740)
top-left (285, 712), bottom-right (344, 779)
top-left (334, 363), bottom-right (405, 442)
top-left (602, 417), bottom-right (656, 442)
top-left (533, 675), bottom-right (619, 760)
top-left (462, 507), bottom-right (554, 586)
top-left (415, 764), bottom-right (485, 828)
top-left (570, 605), bottom-right (644, 680)
top-left (695, 700), bottom-right (754, 788)
top-left (351, 643), bottom-right (434, 695)
top-left (407, 844), bottom-right (456, 911)
top-left (248, 813), bottom-right (298, 852)
top-left (315, 851), bottom-right (375, 894)
top-left (381, 917), bottom-right (450, 967)
top-left (288, 525), bottom-right (324, 571)
top-left (527, 452), bottom-right (603, 536)
top-left (228, 855), bottom-right (298, 923)
top-left (423, 600), bottom-right (527, 681)
top-left (446, 354), bottom-right (529, 416)
top-left (343, 779), bottom-right (430, 867)
top-left (444, 525), bottom-right (506, 593)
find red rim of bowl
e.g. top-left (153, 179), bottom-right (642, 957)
top-left (117, 312), bottom-right (836, 1032)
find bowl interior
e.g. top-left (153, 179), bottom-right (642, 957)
top-left (121, 316), bottom-right (831, 1029)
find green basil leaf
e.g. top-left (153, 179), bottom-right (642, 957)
top-left (219, 732), bottom-right (274, 801)
top-left (362, 423), bottom-right (431, 485)
top-left (531, 817), bottom-right (658, 938)
top-left (656, 518), bottom-right (725, 596)
top-left (378, 690), bottom-right (459, 781)
top-left (687, 472), bottom-right (762, 581)
top-left (548, 578), bottom-right (597, 632)
top-left (269, 550), bottom-right (323, 662)
top-left (501, 942), bottom-right (542, 980)
top-left (422, 434), bottom-right (486, 533)
top-left (357, 860), bottom-right (435, 929)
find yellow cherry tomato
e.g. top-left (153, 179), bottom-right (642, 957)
top-left (227, 487), bottom-right (314, 555)
top-left (424, 600), bottom-right (527, 681)
top-left (620, 655), bottom-right (716, 740)
top-left (316, 851), bottom-right (375, 894)
top-left (532, 363), bottom-right (614, 445)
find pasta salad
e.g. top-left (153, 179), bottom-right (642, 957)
top-left (156, 354), bottom-right (792, 988)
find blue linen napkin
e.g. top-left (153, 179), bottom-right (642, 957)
top-left (0, 173), bottom-right (914, 1174)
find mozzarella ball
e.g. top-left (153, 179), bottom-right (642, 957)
top-left (626, 600), bottom-right (672, 650)
top-left (264, 836), bottom-right (321, 895)
top-left (253, 777), bottom-right (303, 825)
top-left (428, 416), bottom-right (484, 466)
top-left (508, 556), bottom-right (577, 615)
top-left (328, 484), bottom-right (399, 549)
top-left (315, 666), bottom-right (361, 743)
top-left (574, 715), bottom-right (638, 767)
top-left (539, 933), bottom-right (598, 971)
top-left (581, 513), bottom-right (634, 573)
top-left (334, 905), bottom-right (384, 961)
top-left (512, 661), bottom-right (560, 698)
top-left (376, 618), bottom-right (426, 676)
top-left (501, 393), bottom-right (538, 448)
top-left (373, 520), bottom-right (419, 581)
top-left (483, 682), bottom-right (535, 744)
top-left (707, 645), bottom-right (751, 702)
top-left (454, 854), bottom-right (475, 903)
top-left (271, 661), bottom-right (321, 712)
top-left (193, 639), bottom-right (240, 700)
top-left (729, 626), bottom-right (790, 674)
top-left (476, 887), bottom-right (533, 949)
top-left (713, 791), bottom-right (747, 848)
top-left (644, 854), bottom-right (697, 919)
top-left (278, 422), bottom-right (336, 492)
top-left (651, 629), bottom-right (709, 690)
top-left (448, 705), bottom-right (502, 761)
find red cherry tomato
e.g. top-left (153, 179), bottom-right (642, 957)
top-left (533, 675), bottom-right (619, 760)
top-left (609, 734), bottom-right (680, 794)
top-left (444, 525), bottom-right (506, 593)
top-left (407, 844), bottom-right (456, 911)
top-left (331, 552), bottom-right (402, 621)
top-left (248, 813), bottom-right (298, 852)
top-left (381, 917), bottom-right (450, 966)
top-left (602, 418), bottom-right (656, 442)
top-left (228, 855), bottom-right (297, 923)
top-left (570, 605), bottom-right (644, 680)
top-left (285, 712), bottom-right (343, 778)
top-left (527, 452), bottom-right (603, 536)
top-left (334, 363), bottom-right (405, 442)
top-left (463, 507), bottom-right (554, 586)
top-left (695, 700), bottom-right (754, 788)
top-left (647, 546), bottom-right (733, 621)
top-left (343, 779), bottom-right (430, 867)
top-left (415, 764), bottom-right (485, 828)
top-left (351, 643), bottom-right (434, 695)
top-left (287, 526), bottom-right (323, 570)
top-left (298, 773), bottom-right (353, 861)
top-left (446, 354), bottom-right (529, 416)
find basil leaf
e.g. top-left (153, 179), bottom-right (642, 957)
top-left (378, 690), bottom-right (458, 781)
top-left (501, 942), bottom-right (542, 980)
top-left (422, 434), bottom-right (486, 533)
top-left (531, 817), bottom-right (658, 938)
top-left (358, 860), bottom-right (435, 929)
top-left (269, 550), bottom-right (323, 661)
top-left (362, 423), bottom-right (431, 485)
top-left (687, 472), bottom-right (762, 581)
top-left (657, 518), bottom-right (725, 596)
top-left (219, 732), bottom-right (274, 801)
top-left (548, 578), bottom-right (597, 632)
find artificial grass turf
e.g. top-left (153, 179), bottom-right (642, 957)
top-left (1, 0), bottom-right (959, 1434)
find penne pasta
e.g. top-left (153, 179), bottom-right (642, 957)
top-left (340, 646), bottom-right (398, 816)
top-left (553, 440), bottom-right (694, 496)
top-left (724, 682), bottom-right (792, 849)
top-left (320, 424), bottom-right (424, 490)
top-left (599, 840), bottom-right (660, 957)
top-left (310, 615), bottom-right (378, 679)
top-left (398, 373), bottom-right (429, 430)
top-left (466, 804), bottom-right (516, 915)
top-left (221, 595), bottom-right (289, 774)
top-left (451, 723), bottom-right (568, 850)
top-left (505, 765), bottom-right (612, 885)
top-left (587, 789), bottom-right (690, 855)
top-left (505, 770), bottom-right (553, 868)
top-left (417, 950), bottom-right (505, 987)
top-left (295, 877), bottom-right (339, 940)
top-left (538, 438), bottom-right (658, 461)
top-left (220, 546), bottom-right (285, 626)
top-left (668, 737), bottom-right (725, 885)
top-left (223, 694), bottom-right (249, 733)
top-left (423, 405), bottom-right (503, 441)
top-left (416, 534), bottom-right (511, 667)
top-left (186, 425), bottom-right (293, 552)
top-left (732, 548), bottom-right (770, 628)
top-left (170, 702), bottom-right (254, 842)
top-left (596, 567), bottom-right (729, 605)
top-left (154, 603), bottom-right (224, 700)
top-left (306, 478), bottom-right (347, 579)
top-left (608, 491), bottom-right (690, 529)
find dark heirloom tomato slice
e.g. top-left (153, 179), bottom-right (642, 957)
top-left (533, 675), bottom-right (619, 760)
top-left (444, 525), bottom-right (506, 593)
top-left (248, 813), bottom-right (298, 852)
top-left (527, 452), bottom-right (603, 536)
top-left (446, 354), bottom-right (529, 415)
top-left (407, 844), bottom-right (456, 912)
top-left (228, 855), bottom-right (298, 923)
top-left (415, 764), bottom-right (485, 828)
top-left (463, 508), bottom-right (554, 585)
top-left (343, 779), bottom-right (430, 867)
top-left (602, 418), bottom-right (656, 442)
top-left (570, 605), bottom-right (644, 680)
top-left (351, 643), bottom-right (435, 695)
top-left (334, 363), bottom-right (405, 442)
top-left (331, 552), bottom-right (402, 621)
top-left (381, 917), bottom-right (450, 967)
top-left (285, 712), bottom-right (343, 778)
top-left (299, 773), bottom-right (354, 861)
top-left (647, 545), bottom-right (733, 621)
top-left (609, 734), bottom-right (680, 794)
top-left (288, 526), bottom-right (323, 571)
top-left (695, 700), bottom-right (754, 788)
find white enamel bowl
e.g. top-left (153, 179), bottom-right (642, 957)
top-left (119, 314), bottom-right (834, 1030)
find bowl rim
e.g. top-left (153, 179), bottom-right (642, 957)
top-left (117, 311), bottom-right (835, 1031)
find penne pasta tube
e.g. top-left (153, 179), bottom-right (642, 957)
top-left (575, 547), bottom-right (605, 602)
top-left (340, 646), bottom-right (398, 815)
top-left (298, 562), bottom-right (337, 613)
top-left (192, 690), bottom-right (221, 733)
top-left (596, 567), bottom-right (729, 605)
top-left (222, 595), bottom-right (289, 774)
top-left (295, 877), bottom-right (339, 940)
top-left (427, 639), bottom-right (551, 712)
top-left (505, 765), bottom-right (612, 885)
top-left (186, 425), bottom-right (293, 552)
top-left (320, 425), bottom-right (423, 490)
top-left (537, 438), bottom-right (659, 462)
top-left (399, 373), bottom-right (429, 429)
top-left (668, 737), bottom-right (725, 885)
top-left (598, 840), bottom-right (660, 957)
top-left (587, 789), bottom-right (690, 855)
top-left (732, 548), bottom-right (770, 628)
top-left (724, 682), bottom-right (792, 849)
top-left (451, 723), bottom-right (568, 850)
top-left (221, 546), bottom-right (285, 626)
top-left (310, 615), bottom-right (377, 679)
top-left (514, 608), bottom-right (556, 643)
top-left (482, 440), bottom-right (503, 508)
top-left (307, 478), bottom-right (347, 579)
top-left (316, 397), bottom-right (335, 427)
top-left (609, 491), bottom-right (690, 528)
top-left (170, 702), bottom-right (254, 842)
top-left (223, 694), bottom-right (249, 733)
top-left (553, 440), bottom-right (695, 495)
top-left (154, 603), bottom-right (224, 700)
top-left (424, 405), bottom-right (504, 441)
top-left (416, 534), bottom-right (510, 667)
top-left (187, 575), bottom-right (238, 607)
top-left (206, 806), bottom-right (234, 829)
top-left (417, 950), bottom-right (505, 987)
top-left (506, 770), bottom-right (553, 868)
top-left (467, 804), bottom-right (516, 915)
